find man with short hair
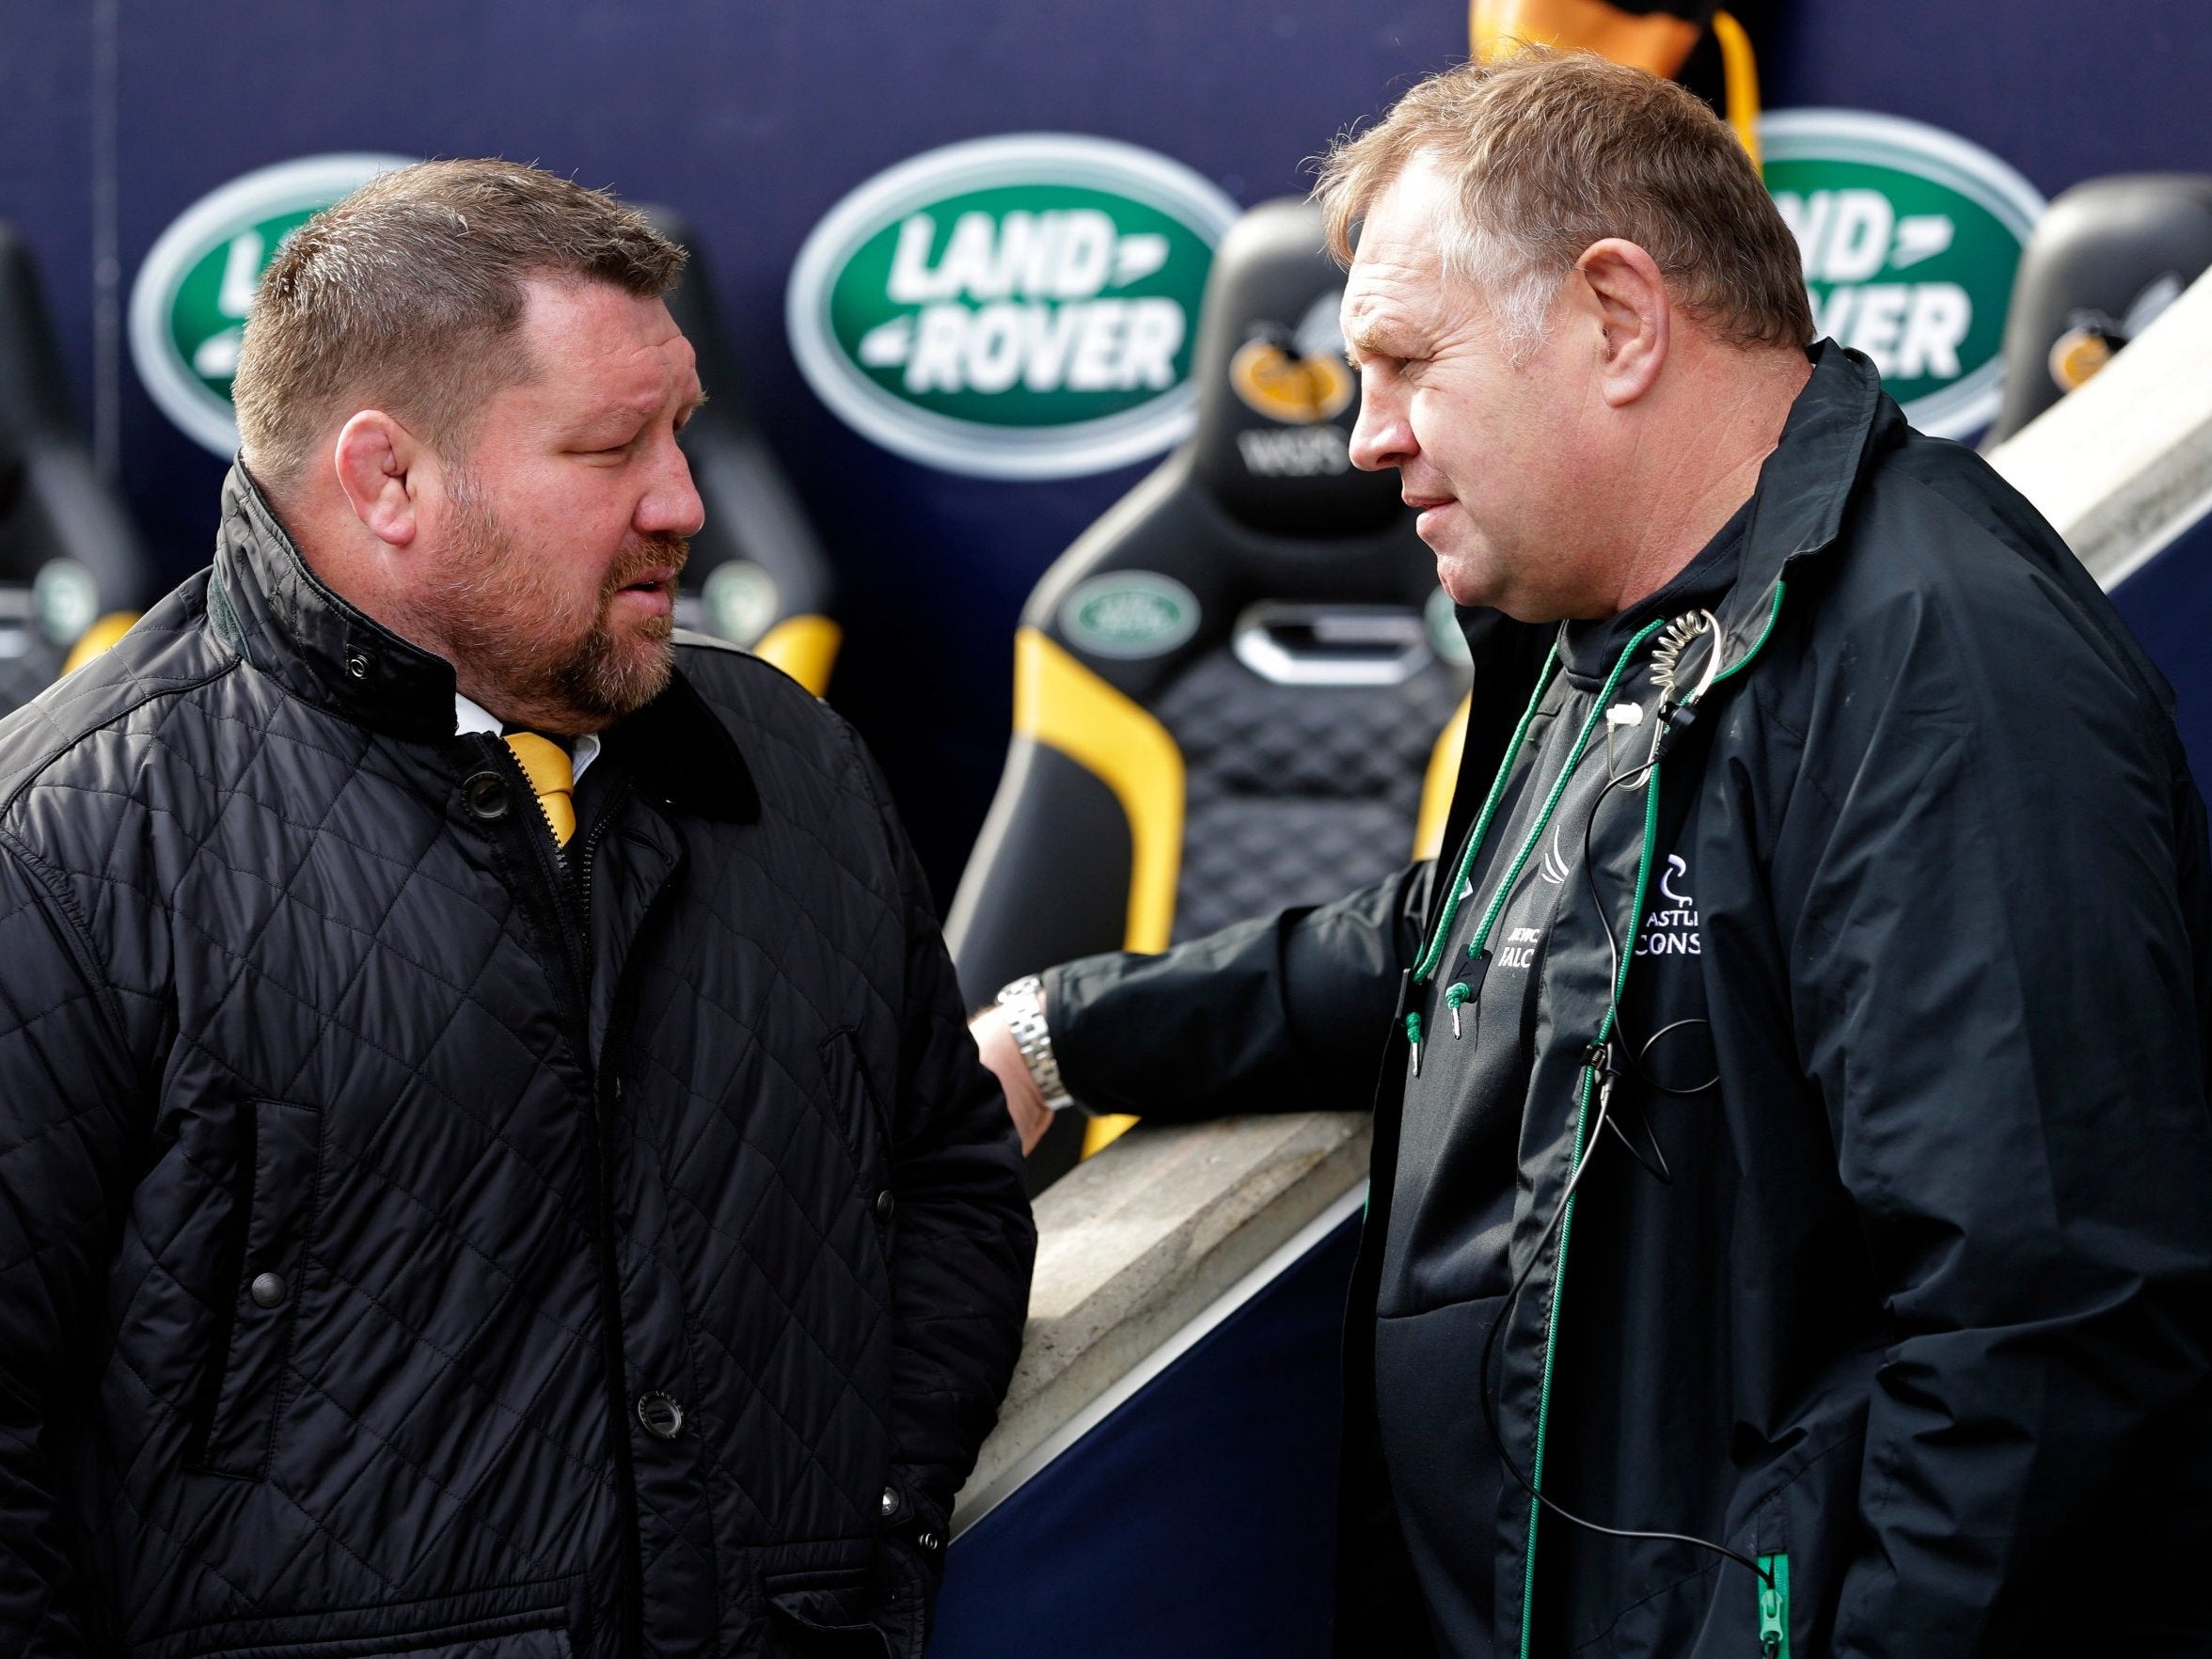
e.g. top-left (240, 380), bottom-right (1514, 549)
top-left (0, 160), bottom-right (1034, 1655)
top-left (975, 49), bottom-right (2212, 1655)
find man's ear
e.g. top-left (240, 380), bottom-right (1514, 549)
top-left (332, 411), bottom-right (425, 548)
top-left (1575, 239), bottom-right (1670, 408)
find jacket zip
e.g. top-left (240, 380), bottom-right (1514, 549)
top-left (1510, 597), bottom-right (1786, 1654)
top-left (1758, 1554), bottom-right (1791, 1657)
top-left (1519, 760), bottom-right (1666, 1659)
top-left (501, 750), bottom-right (647, 1659)
top-left (1519, 1063), bottom-right (1599, 1659)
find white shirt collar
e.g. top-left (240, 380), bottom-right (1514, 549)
top-left (453, 692), bottom-right (601, 783)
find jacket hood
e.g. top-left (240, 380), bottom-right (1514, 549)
top-left (208, 463), bottom-right (758, 821)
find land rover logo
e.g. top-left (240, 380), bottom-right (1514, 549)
top-left (787, 134), bottom-right (1239, 480)
top-left (703, 560), bottom-right (780, 647)
top-left (1059, 572), bottom-right (1199, 658)
top-left (1763, 111), bottom-right (2043, 437)
top-left (130, 153), bottom-right (414, 456)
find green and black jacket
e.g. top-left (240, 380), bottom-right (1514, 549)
top-left (1044, 343), bottom-right (2212, 1658)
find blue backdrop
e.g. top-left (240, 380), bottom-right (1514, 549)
top-left (3, 0), bottom-right (2208, 889)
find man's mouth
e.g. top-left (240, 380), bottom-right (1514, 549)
top-left (606, 565), bottom-right (680, 627)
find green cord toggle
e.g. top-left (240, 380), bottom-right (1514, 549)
top-left (1444, 980), bottom-right (1471, 1038)
top-left (1404, 1011), bottom-right (1423, 1047)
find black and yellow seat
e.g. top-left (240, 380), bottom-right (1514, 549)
top-left (945, 198), bottom-right (1475, 1187)
top-left (0, 222), bottom-right (155, 711)
top-left (1987, 174), bottom-right (2212, 444)
top-left (645, 208), bottom-right (841, 695)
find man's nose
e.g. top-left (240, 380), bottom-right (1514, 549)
top-left (1347, 380), bottom-right (1412, 474)
top-left (640, 441), bottom-right (706, 540)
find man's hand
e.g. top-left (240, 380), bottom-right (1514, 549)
top-left (970, 1005), bottom-right (1052, 1155)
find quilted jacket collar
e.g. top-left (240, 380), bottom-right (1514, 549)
top-left (212, 464), bottom-right (462, 742)
top-left (618, 670), bottom-right (760, 822)
top-left (210, 465), bottom-right (758, 821)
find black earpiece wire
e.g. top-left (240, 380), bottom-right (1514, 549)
top-left (1475, 723), bottom-right (1774, 1591)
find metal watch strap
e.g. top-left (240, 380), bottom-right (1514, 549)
top-left (995, 973), bottom-right (1075, 1113)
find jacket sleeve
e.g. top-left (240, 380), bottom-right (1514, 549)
top-left (1770, 567), bottom-right (2212, 1655)
top-left (1040, 861), bottom-right (1430, 1122)
top-left (858, 754), bottom-right (1036, 1546)
top-left (0, 840), bottom-right (143, 1654)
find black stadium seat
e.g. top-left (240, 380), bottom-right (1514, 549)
top-left (0, 223), bottom-right (156, 711)
top-left (1988, 174), bottom-right (2212, 444)
top-left (945, 198), bottom-right (1473, 1183)
top-left (643, 207), bottom-right (841, 694)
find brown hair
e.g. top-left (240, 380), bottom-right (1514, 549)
top-left (232, 159), bottom-right (685, 491)
top-left (1315, 46), bottom-right (1811, 356)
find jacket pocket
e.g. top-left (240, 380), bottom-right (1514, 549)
top-left (765, 1566), bottom-right (892, 1659)
top-left (186, 1610), bottom-right (569, 1659)
top-left (819, 1029), bottom-right (892, 1195)
top-left (765, 1552), bottom-right (931, 1659)
top-left (189, 1097), bottom-right (324, 1479)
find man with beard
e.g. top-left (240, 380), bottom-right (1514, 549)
top-left (0, 161), bottom-right (1034, 1657)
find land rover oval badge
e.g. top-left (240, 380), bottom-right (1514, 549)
top-left (787, 134), bottom-right (1240, 480)
top-left (130, 153), bottom-right (416, 456)
top-left (1058, 571), bottom-right (1200, 659)
top-left (1763, 111), bottom-right (2044, 438)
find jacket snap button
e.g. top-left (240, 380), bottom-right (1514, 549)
top-left (636, 1391), bottom-right (685, 1441)
top-left (463, 771), bottom-right (511, 821)
top-left (344, 650), bottom-right (370, 680)
top-left (875, 1190), bottom-right (895, 1223)
top-left (880, 1485), bottom-right (901, 1520)
top-left (249, 1271), bottom-right (288, 1308)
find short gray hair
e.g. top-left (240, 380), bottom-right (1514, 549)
top-left (233, 159), bottom-right (686, 491)
top-left (1315, 46), bottom-right (1812, 358)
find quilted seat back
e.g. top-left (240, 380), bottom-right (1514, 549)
top-left (943, 199), bottom-right (1471, 1180)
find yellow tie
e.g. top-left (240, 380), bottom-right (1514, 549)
top-left (502, 732), bottom-right (576, 846)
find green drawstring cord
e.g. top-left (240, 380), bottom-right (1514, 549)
top-left (1410, 617), bottom-right (1669, 1005)
top-left (1409, 643), bottom-right (1560, 987)
top-left (1398, 587), bottom-right (1790, 1064)
top-left (1444, 981), bottom-right (1472, 1038)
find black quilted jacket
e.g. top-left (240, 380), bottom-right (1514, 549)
top-left (0, 469), bottom-right (1035, 1659)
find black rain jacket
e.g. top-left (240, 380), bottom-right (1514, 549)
top-left (1043, 345), bottom-right (2212, 1657)
top-left (0, 469), bottom-right (1035, 1659)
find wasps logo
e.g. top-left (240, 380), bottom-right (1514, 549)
top-left (1229, 334), bottom-right (1354, 425)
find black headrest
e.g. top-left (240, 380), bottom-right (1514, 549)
top-left (1187, 199), bottom-right (1401, 539)
top-left (640, 206), bottom-right (834, 638)
top-left (1989, 174), bottom-right (2212, 443)
top-left (0, 223), bottom-right (80, 450)
top-left (0, 221), bottom-right (153, 609)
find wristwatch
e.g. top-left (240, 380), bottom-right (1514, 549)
top-left (995, 974), bottom-right (1077, 1113)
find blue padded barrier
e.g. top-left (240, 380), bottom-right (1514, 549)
top-left (2109, 510), bottom-right (2212, 788)
top-left (934, 1211), bottom-right (1361, 1657)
